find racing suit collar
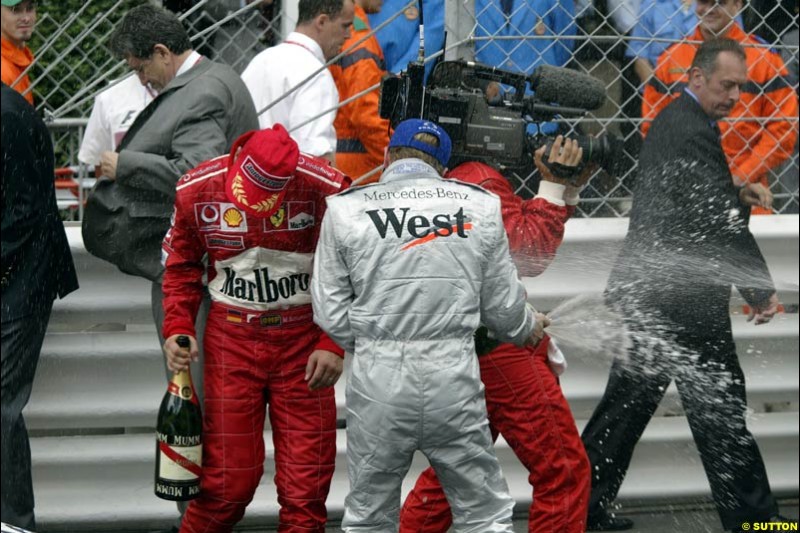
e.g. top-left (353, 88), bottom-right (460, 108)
top-left (380, 158), bottom-right (442, 183)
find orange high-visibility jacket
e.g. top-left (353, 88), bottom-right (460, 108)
top-left (329, 4), bottom-right (391, 183)
top-left (642, 24), bottom-right (798, 187)
top-left (1, 37), bottom-right (34, 105)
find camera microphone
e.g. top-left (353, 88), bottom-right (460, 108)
top-left (529, 65), bottom-right (607, 111)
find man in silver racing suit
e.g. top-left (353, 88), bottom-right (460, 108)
top-left (311, 119), bottom-right (549, 533)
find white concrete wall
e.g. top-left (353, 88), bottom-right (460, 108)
top-left (28, 216), bottom-right (799, 531)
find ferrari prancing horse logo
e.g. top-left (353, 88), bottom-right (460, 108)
top-left (270, 206), bottom-right (286, 228)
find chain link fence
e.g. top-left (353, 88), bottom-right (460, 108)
top-left (27, 0), bottom-right (798, 219)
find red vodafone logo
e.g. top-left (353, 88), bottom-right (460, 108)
top-left (201, 204), bottom-right (219, 223)
top-left (195, 203), bottom-right (221, 230)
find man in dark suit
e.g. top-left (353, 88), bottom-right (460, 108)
top-left (581, 39), bottom-right (792, 532)
top-left (1, 82), bottom-right (79, 531)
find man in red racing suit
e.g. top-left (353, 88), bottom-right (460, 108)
top-left (400, 138), bottom-right (592, 533)
top-left (161, 125), bottom-right (349, 533)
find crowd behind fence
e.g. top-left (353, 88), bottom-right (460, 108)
top-left (26, 0), bottom-right (799, 219)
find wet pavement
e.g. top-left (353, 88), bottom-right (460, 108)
top-left (278, 499), bottom-right (798, 533)
top-left (249, 499), bottom-right (800, 532)
top-left (31, 498), bottom-right (799, 532)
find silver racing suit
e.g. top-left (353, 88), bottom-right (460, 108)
top-left (311, 158), bottom-right (537, 533)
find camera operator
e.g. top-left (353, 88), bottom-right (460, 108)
top-left (400, 136), bottom-right (594, 533)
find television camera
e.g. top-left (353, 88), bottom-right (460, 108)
top-left (379, 58), bottom-right (622, 181)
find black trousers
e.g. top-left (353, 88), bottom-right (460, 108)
top-left (1, 302), bottom-right (53, 531)
top-left (581, 321), bottom-right (779, 530)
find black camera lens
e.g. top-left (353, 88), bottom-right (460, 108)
top-left (577, 133), bottom-right (623, 174)
top-left (537, 132), bottom-right (624, 181)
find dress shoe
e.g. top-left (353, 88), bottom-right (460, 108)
top-left (587, 511), bottom-right (635, 531)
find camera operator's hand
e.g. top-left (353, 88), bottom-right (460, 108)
top-left (534, 135), bottom-right (583, 186)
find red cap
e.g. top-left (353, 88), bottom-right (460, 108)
top-left (225, 125), bottom-right (299, 218)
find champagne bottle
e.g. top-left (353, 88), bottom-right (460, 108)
top-left (155, 335), bottom-right (202, 501)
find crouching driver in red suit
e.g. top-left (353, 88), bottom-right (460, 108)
top-left (400, 137), bottom-right (594, 533)
top-left (161, 125), bottom-right (349, 533)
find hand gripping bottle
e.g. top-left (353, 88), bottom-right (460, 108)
top-left (154, 335), bottom-right (202, 500)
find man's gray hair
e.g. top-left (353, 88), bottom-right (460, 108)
top-left (109, 4), bottom-right (192, 60)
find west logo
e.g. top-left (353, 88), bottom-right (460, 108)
top-left (366, 207), bottom-right (472, 250)
top-left (219, 267), bottom-right (310, 304)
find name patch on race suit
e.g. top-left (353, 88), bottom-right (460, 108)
top-left (388, 160), bottom-right (432, 176)
top-left (208, 247), bottom-right (314, 310)
top-left (194, 203), bottom-right (248, 232)
top-left (204, 233), bottom-right (245, 251)
top-left (262, 201), bottom-right (316, 232)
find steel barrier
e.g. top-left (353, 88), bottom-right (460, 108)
top-left (25, 216), bottom-right (799, 531)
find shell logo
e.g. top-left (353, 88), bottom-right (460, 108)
top-left (223, 208), bottom-right (244, 228)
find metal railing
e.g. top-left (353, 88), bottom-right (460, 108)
top-left (28, 0), bottom-right (799, 218)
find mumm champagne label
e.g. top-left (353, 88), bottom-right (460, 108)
top-left (155, 443), bottom-right (201, 498)
top-left (156, 431), bottom-right (202, 484)
top-left (155, 482), bottom-right (201, 499)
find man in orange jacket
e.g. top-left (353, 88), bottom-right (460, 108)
top-left (329, 0), bottom-right (390, 183)
top-left (1, 0), bottom-right (36, 104)
top-left (642, 0), bottom-right (797, 214)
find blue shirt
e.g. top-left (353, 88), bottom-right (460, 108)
top-left (368, 0), bottom-right (445, 80)
top-left (626, 0), bottom-right (697, 66)
top-left (474, 0), bottom-right (576, 73)
top-left (475, 0), bottom-right (577, 135)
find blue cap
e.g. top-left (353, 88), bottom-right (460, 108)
top-left (388, 119), bottom-right (452, 168)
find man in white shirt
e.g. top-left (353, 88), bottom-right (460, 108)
top-left (241, 0), bottom-right (354, 161)
top-left (78, 73), bottom-right (156, 174)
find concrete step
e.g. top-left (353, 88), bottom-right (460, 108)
top-left (559, 313), bottom-right (800, 417)
top-left (26, 331), bottom-right (166, 430)
top-left (31, 412), bottom-right (799, 531)
top-left (27, 314), bottom-right (798, 431)
top-left (26, 328), bottom-right (349, 431)
top-left (49, 227), bottom-right (154, 332)
top-left (590, 412), bottom-right (800, 502)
